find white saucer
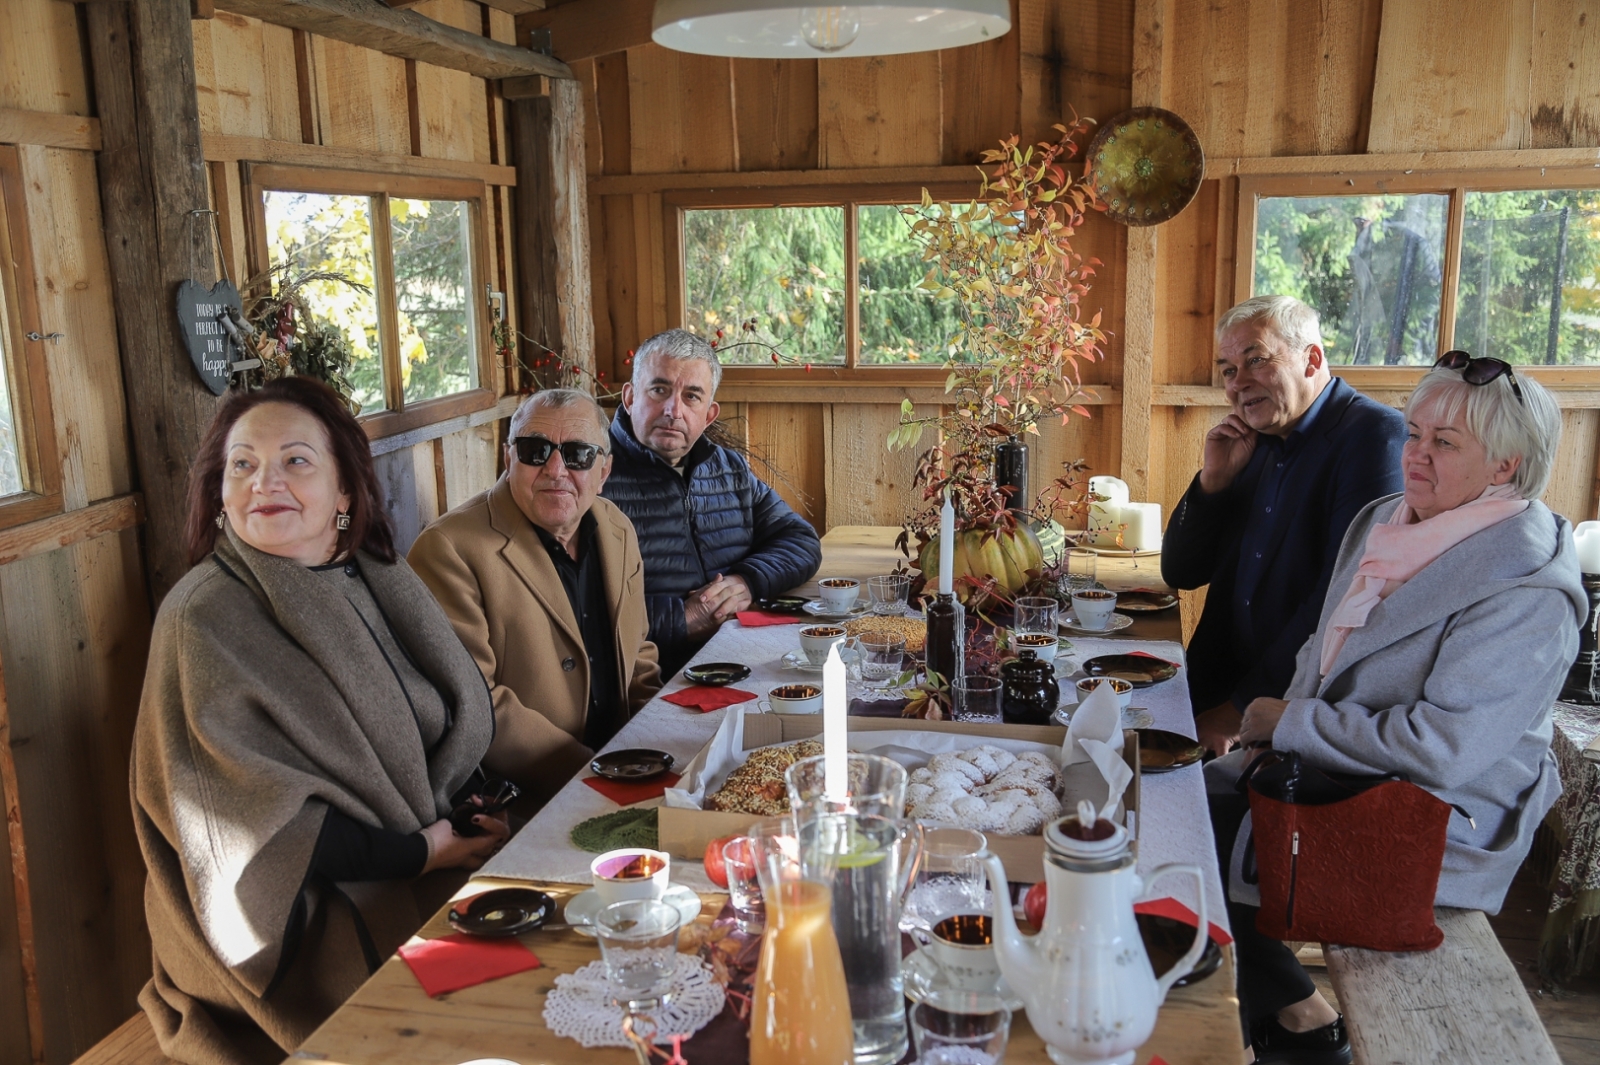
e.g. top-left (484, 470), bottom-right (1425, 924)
top-left (803, 599), bottom-right (872, 619)
top-left (902, 944), bottom-right (1025, 1011)
top-left (781, 648), bottom-right (861, 673)
top-left (562, 883), bottom-right (704, 937)
top-left (1051, 704), bottom-right (1154, 731)
top-left (1059, 611), bottom-right (1134, 635)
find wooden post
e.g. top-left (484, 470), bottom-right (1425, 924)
top-left (85, 0), bottom-right (222, 603)
top-left (508, 76), bottom-right (594, 391)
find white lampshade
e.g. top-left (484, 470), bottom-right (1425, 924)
top-left (652, 0), bottom-right (1011, 58)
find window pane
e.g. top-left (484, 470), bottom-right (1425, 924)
top-left (858, 204), bottom-right (964, 365)
top-left (392, 198), bottom-right (477, 402)
top-left (0, 272), bottom-right (26, 498)
top-left (1455, 190), bottom-right (1600, 365)
top-left (265, 191), bottom-right (386, 412)
top-left (684, 206), bottom-right (845, 365)
top-left (1254, 194), bottom-right (1448, 365)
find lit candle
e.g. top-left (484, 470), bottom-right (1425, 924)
top-left (1576, 521), bottom-right (1600, 575)
top-left (939, 489), bottom-right (955, 595)
top-left (1120, 502), bottom-right (1163, 552)
top-left (823, 643), bottom-right (847, 801)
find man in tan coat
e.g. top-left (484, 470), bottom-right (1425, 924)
top-left (410, 389), bottom-right (661, 808)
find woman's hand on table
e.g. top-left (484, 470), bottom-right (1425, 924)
top-left (1195, 702), bottom-right (1244, 756)
top-left (419, 810), bottom-right (510, 873)
top-left (1239, 698), bottom-right (1289, 747)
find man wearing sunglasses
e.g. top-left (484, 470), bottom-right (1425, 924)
top-left (410, 389), bottom-right (662, 810)
top-left (603, 329), bottom-right (822, 678)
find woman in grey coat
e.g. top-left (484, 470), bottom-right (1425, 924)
top-left (1216, 354), bottom-right (1585, 1065)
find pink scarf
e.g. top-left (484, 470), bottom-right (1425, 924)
top-left (1318, 483), bottom-right (1528, 678)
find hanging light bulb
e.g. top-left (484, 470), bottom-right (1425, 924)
top-left (798, 7), bottom-right (861, 53)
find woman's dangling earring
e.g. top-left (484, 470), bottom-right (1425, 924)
top-left (336, 510), bottom-right (351, 531)
top-left (215, 510), bottom-right (226, 529)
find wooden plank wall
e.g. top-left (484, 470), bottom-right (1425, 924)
top-left (565, 0), bottom-right (1600, 570)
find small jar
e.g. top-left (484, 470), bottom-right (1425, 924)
top-left (1000, 649), bottom-right (1060, 725)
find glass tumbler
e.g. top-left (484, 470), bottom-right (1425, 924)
top-left (1060, 547), bottom-right (1098, 597)
top-left (867, 574), bottom-right (913, 615)
top-left (594, 899), bottom-right (682, 1010)
top-left (910, 990), bottom-right (1012, 1065)
top-left (859, 633), bottom-right (907, 688)
top-left (1013, 596), bottom-right (1058, 637)
top-left (722, 836), bottom-right (765, 933)
top-left (953, 675), bottom-right (1003, 722)
top-left (901, 826), bottom-right (990, 932)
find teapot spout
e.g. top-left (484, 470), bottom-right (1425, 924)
top-left (983, 853), bottom-right (1042, 991)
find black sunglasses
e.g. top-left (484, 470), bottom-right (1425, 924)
top-left (512, 435), bottom-right (607, 471)
top-left (1434, 350), bottom-right (1523, 403)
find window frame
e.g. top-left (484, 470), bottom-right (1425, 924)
top-left (1235, 166), bottom-right (1600, 391)
top-left (242, 163), bottom-right (500, 440)
top-left (0, 145), bottom-right (63, 530)
top-left (665, 182), bottom-right (978, 386)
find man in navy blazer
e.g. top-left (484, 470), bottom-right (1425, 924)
top-left (1162, 296), bottom-right (1406, 757)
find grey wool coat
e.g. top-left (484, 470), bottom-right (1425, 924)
top-left (1267, 493), bottom-right (1585, 914)
top-left (132, 529), bottom-right (494, 1065)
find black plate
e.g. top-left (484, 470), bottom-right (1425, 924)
top-left (682, 661), bottom-right (753, 686)
top-left (1116, 590), bottom-right (1178, 613)
top-left (591, 748), bottom-right (675, 781)
top-left (1138, 912), bottom-right (1224, 987)
top-left (1136, 728), bottom-right (1205, 773)
top-left (754, 596), bottom-right (809, 615)
top-left (1084, 653), bottom-right (1179, 688)
top-left (448, 888), bottom-right (556, 938)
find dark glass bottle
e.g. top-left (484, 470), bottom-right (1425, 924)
top-left (925, 592), bottom-right (964, 688)
top-left (994, 435), bottom-right (1029, 514)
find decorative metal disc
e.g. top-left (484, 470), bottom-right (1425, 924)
top-left (1086, 107), bottom-right (1205, 227)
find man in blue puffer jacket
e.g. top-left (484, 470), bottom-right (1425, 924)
top-left (603, 329), bottom-right (822, 679)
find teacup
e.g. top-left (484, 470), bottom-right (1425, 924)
top-left (1071, 589), bottom-right (1119, 631)
top-left (817, 577), bottom-right (861, 614)
top-left (591, 847), bottom-right (671, 905)
top-left (799, 624), bottom-right (849, 666)
top-left (1014, 632), bottom-right (1059, 663)
top-left (913, 912), bottom-right (1002, 992)
top-left (1076, 676), bottom-right (1133, 709)
top-left (761, 683), bottom-right (824, 715)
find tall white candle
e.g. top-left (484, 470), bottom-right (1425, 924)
top-left (823, 643), bottom-right (847, 801)
top-left (1576, 521), bottom-right (1600, 574)
top-left (1120, 502), bottom-right (1163, 552)
top-left (939, 490), bottom-right (955, 595)
top-left (1088, 476), bottom-right (1130, 546)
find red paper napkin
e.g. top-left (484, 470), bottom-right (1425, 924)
top-left (398, 933), bottom-right (541, 997)
top-left (662, 686), bottom-right (759, 712)
top-left (735, 610), bottom-right (802, 627)
top-left (1150, 1058), bottom-right (1171, 1065)
top-left (1134, 897), bottom-right (1233, 946)
top-left (1125, 650), bottom-right (1181, 668)
top-left (582, 771), bottom-right (682, 805)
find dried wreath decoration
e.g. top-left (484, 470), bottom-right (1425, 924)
top-left (238, 263), bottom-right (371, 413)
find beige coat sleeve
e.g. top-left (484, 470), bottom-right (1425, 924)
top-left (619, 522), bottom-right (664, 713)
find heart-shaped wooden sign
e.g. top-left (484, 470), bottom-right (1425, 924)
top-left (175, 278), bottom-right (244, 395)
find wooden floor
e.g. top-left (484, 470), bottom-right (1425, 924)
top-left (1299, 866), bottom-right (1600, 1065)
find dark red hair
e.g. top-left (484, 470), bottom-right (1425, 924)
top-left (184, 377), bottom-right (397, 566)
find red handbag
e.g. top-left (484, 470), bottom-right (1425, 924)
top-left (1239, 750), bottom-right (1453, 951)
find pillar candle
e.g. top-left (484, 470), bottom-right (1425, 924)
top-left (939, 490), bottom-right (955, 595)
top-left (1120, 502), bottom-right (1163, 552)
top-left (1088, 476), bottom-right (1129, 546)
top-left (823, 644), bottom-right (847, 801)
top-left (1576, 521), bottom-right (1600, 575)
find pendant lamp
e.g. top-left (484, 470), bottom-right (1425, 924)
top-left (652, 1), bottom-right (1011, 58)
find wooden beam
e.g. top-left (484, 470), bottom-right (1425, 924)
top-left (589, 164), bottom-right (986, 196)
top-left (519, 0), bottom-right (653, 63)
top-left (85, 0), bottom-right (222, 603)
top-left (0, 495), bottom-right (144, 569)
top-left (203, 132), bottom-right (517, 186)
top-left (213, 0), bottom-right (573, 81)
top-left (499, 74), bottom-right (551, 99)
top-left (0, 109), bottom-right (101, 152)
top-left (480, 0), bottom-right (546, 14)
top-left (1206, 146), bottom-right (1600, 178)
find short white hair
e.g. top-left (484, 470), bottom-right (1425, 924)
top-left (1217, 295), bottom-right (1324, 355)
top-left (632, 328), bottom-right (722, 395)
top-left (1406, 367), bottom-right (1560, 501)
top-left (509, 388), bottom-right (610, 442)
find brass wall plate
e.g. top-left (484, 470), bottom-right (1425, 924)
top-left (1086, 107), bottom-right (1205, 227)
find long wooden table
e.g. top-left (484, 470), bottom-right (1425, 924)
top-left (293, 528), bottom-right (1243, 1065)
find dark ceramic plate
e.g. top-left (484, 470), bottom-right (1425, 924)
top-left (1138, 912), bottom-right (1224, 987)
top-left (755, 596), bottom-right (810, 615)
top-left (1136, 728), bottom-right (1205, 773)
top-left (591, 748), bottom-right (675, 781)
top-left (448, 888), bottom-right (557, 938)
top-left (1116, 590), bottom-right (1179, 613)
top-left (682, 661), bottom-right (752, 686)
top-left (1084, 654), bottom-right (1179, 687)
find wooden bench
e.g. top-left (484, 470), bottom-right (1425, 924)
top-left (1324, 908), bottom-right (1560, 1065)
top-left (70, 1012), bottom-right (173, 1065)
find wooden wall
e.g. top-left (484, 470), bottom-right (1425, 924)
top-left (564, 0), bottom-right (1600, 558)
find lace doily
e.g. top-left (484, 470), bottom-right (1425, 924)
top-left (542, 953), bottom-right (724, 1048)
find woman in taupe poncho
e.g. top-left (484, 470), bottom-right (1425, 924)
top-left (132, 378), bottom-right (506, 1065)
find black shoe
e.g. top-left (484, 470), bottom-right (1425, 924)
top-left (1251, 1013), bottom-right (1353, 1065)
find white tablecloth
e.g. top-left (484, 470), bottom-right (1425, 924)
top-left (480, 618), bottom-right (1230, 934)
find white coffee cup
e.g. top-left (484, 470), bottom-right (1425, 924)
top-left (1076, 676), bottom-right (1133, 709)
top-left (1013, 632), bottom-right (1059, 663)
top-left (1071, 589), bottom-right (1119, 631)
top-left (914, 913), bottom-right (1001, 992)
top-left (817, 577), bottom-right (860, 613)
top-left (591, 848), bottom-right (671, 905)
top-left (761, 683), bottom-right (824, 715)
top-left (799, 624), bottom-right (850, 666)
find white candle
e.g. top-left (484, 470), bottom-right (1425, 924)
top-left (939, 490), bottom-right (955, 595)
top-left (1120, 502), bottom-right (1163, 552)
top-left (1576, 521), bottom-right (1600, 574)
top-left (823, 643), bottom-right (847, 801)
top-left (1088, 476), bottom-right (1129, 546)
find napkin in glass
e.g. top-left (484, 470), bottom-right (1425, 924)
top-left (1062, 679), bottom-right (1133, 821)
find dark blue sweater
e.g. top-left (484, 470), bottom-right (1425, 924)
top-left (602, 409), bottom-right (822, 678)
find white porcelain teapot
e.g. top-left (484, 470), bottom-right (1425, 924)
top-left (982, 804), bottom-right (1209, 1065)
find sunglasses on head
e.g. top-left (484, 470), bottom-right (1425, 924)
top-left (512, 435), bottom-right (607, 471)
top-left (1434, 349), bottom-right (1523, 403)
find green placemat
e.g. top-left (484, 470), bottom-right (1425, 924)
top-left (570, 807), bottom-right (659, 853)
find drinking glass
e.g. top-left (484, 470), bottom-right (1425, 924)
top-left (867, 574), bottom-right (913, 615)
top-left (722, 836), bottom-right (765, 933)
top-left (910, 990), bottom-right (1012, 1065)
top-left (858, 633), bottom-right (906, 687)
top-left (594, 899), bottom-right (682, 1010)
top-left (1059, 547), bottom-right (1098, 597)
top-left (901, 826), bottom-right (990, 932)
top-left (1013, 596), bottom-right (1058, 637)
top-left (785, 752), bottom-right (908, 819)
top-left (954, 676), bottom-right (1002, 722)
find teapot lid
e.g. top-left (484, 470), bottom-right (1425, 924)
top-left (1044, 801), bottom-right (1129, 861)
